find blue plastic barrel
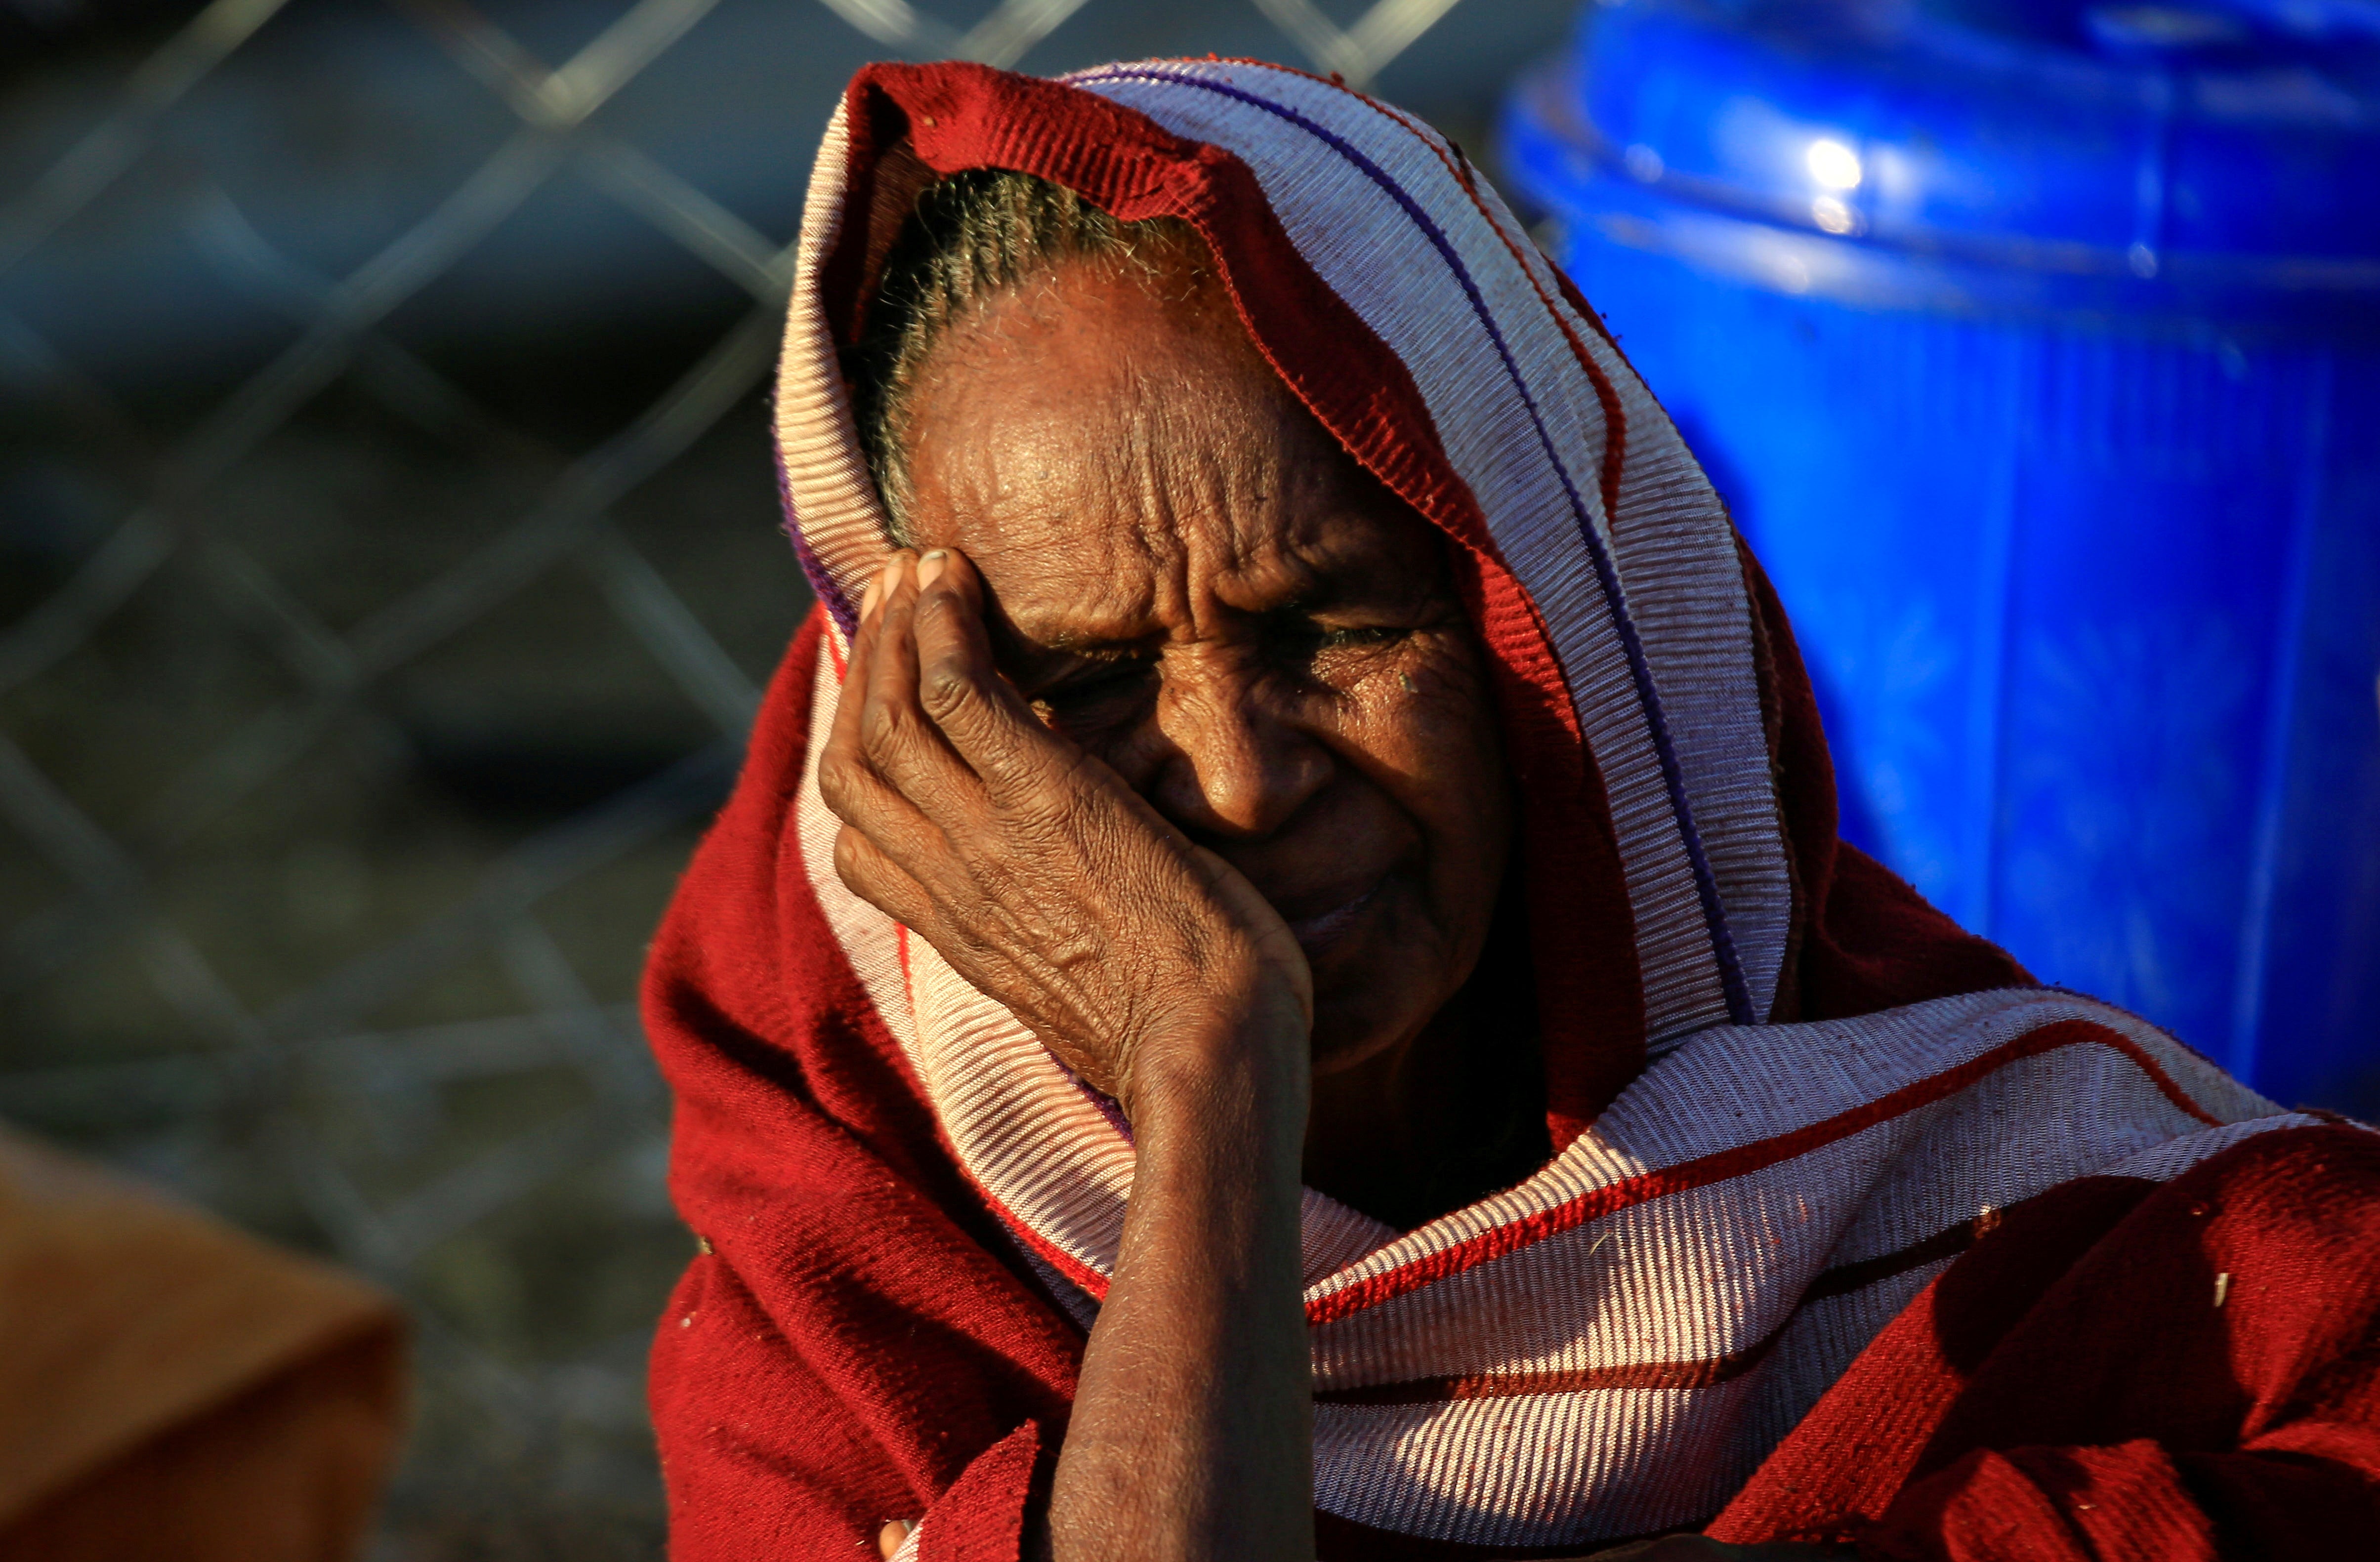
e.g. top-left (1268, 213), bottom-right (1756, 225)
top-left (1501, 0), bottom-right (2380, 1110)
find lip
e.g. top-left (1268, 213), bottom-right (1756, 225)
top-left (1283, 881), bottom-right (1383, 956)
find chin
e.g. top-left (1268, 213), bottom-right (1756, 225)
top-left (1308, 1012), bottom-right (1411, 1077)
top-left (1303, 893), bottom-right (1455, 1078)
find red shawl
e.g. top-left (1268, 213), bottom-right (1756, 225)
top-left (644, 59), bottom-right (2380, 1561)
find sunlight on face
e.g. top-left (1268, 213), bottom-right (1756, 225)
top-left (897, 256), bottom-right (1513, 1074)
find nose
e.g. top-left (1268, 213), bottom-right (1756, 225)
top-left (1141, 649), bottom-right (1332, 842)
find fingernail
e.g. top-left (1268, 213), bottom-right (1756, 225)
top-left (859, 574), bottom-right (881, 621)
top-left (917, 549), bottom-right (948, 588)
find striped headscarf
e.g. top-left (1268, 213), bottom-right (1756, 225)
top-left (738, 58), bottom-right (2310, 1552)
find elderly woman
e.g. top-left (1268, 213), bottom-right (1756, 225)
top-left (642, 59), bottom-right (2380, 1562)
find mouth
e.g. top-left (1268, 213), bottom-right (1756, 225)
top-left (1283, 881), bottom-right (1383, 957)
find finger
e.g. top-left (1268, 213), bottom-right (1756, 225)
top-left (828, 551), bottom-right (935, 802)
top-left (832, 821), bottom-right (939, 929)
top-left (866, 549), bottom-right (925, 728)
top-left (821, 557), bottom-right (933, 832)
top-left (911, 547), bottom-right (1065, 792)
top-left (828, 553), bottom-right (901, 761)
top-left (861, 551), bottom-right (979, 805)
top-left (820, 711), bottom-right (960, 918)
top-left (876, 1519), bottom-right (913, 1559)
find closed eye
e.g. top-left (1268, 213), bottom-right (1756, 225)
top-left (1261, 612), bottom-right (1412, 675)
top-left (1028, 658), bottom-right (1158, 724)
top-left (1316, 624), bottom-right (1405, 651)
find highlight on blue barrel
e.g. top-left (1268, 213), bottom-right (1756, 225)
top-left (1501, 0), bottom-right (2380, 1111)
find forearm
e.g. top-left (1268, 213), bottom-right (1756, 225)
top-left (830, 550), bottom-right (1321, 1560)
top-left (1045, 1026), bottom-right (1314, 1562)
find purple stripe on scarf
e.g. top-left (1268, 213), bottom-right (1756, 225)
top-left (1072, 64), bottom-right (1755, 1028)
top-left (771, 392), bottom-right (860, 639)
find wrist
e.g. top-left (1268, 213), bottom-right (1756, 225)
top-left (1122, 996), bottom-right (1309, 1165)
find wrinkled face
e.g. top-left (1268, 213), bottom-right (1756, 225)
top-left (896, 256), bottom-right (1513, 1076)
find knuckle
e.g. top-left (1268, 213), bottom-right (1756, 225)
top-left (831, 827), bottom-right (872, 888)
top-left (859, 698), bottom-right (910, 757)
top-left (919, 661), bottom-right (974, 723)
top-left (817, 753), bottom-right (860, 814)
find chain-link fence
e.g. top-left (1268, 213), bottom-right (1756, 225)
top-left (0, 1), bottom-right (1575, 1553)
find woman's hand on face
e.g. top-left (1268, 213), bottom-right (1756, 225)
top-left (819, 549), bottom-right (1315, 1124)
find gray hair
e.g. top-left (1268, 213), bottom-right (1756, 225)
top-left (844, 167), bottom-right (1200, 541)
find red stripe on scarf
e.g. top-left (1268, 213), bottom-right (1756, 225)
top-left (1314, 1201), bottom-right (2016, 1405)
top-left (1306, 1019), bottom-right (2217, 1325)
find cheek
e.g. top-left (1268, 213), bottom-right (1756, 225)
top-left (1340, 640), bottom-right (1511, 905)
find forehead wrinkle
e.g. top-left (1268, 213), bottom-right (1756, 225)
top-left (1013, 339), bottom-right (1272, 648)
top-left (976, 508), bottom-right (1163, 653)
top-left (930, 379), bottom-right (1418, 652)
top-left (1129, 356), bottom-right (1343, 631)
top-left (902, 256), bottom-right (1427, 652)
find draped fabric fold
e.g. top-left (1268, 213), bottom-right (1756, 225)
top-left (647, 57), bottom-right (2380, 1561)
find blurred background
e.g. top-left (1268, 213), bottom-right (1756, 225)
top-left (0, 0), bottom-right (2371, 1555)
top-left (0, 1), bottom-right (1577, 1556)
